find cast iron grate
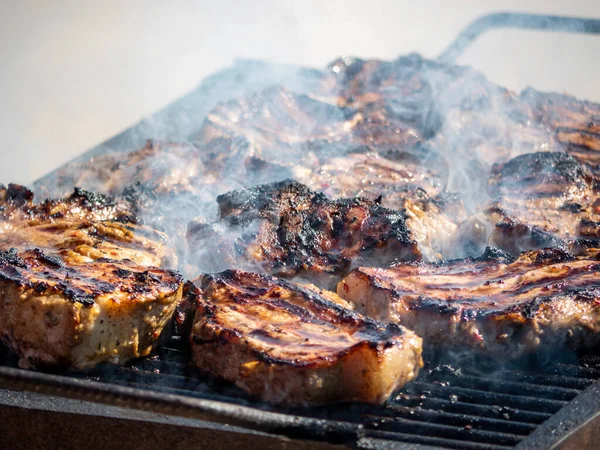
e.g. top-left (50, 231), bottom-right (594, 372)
top-left (2, 326), bottom-right (594, 450)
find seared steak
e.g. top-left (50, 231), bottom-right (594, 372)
top-left (0, 185), bottom-right (176, 268)
top-left (188, 269), bottom-right (422, 405)
top-left (0, 248), bottom-right (182, 369)
top-left (523, 88), bottom-right (600, 166)
top-left (34, 141), bottom-right (204, 199)
top-left (186, 179), bottom-right (421, 287)
top-left (338, 247), bottom-right (600, 356)
top-left (460, 152), bottom-right (600, 256)
top-left (326, 54), bottom-right (557, 166)
top-left (296, 148), bottom-right (462, 260)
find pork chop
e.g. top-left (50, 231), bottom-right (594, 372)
top-left (338, 247), bottom-right (600, 356)
top-left (188, 269), bottom-right (422, 405)
top-left (0, 248), bottom-right (183, 369)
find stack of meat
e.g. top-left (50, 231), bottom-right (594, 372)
top-left (2, 53), bottom-right (600, 406)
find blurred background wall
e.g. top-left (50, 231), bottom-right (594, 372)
top-left (1, 0), bottom-right (599, 185)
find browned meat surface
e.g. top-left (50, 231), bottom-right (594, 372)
top-left (193, 81), bottom-right (446, 194)
top-left (338, 247), bottom-right (600, 356)
top-left (326, 54), bottom-right (558, 168)
top-left (0, 248), bottom-right (182, 369)
top-left (187, 179), bottom-right (421, 287)
top-left (523, 88), bottom-right (600, 166)
top-left (0, 185), bottom-right (176, 268)
top-left (460, 152), bottom-right (600, 256)
top-left (188, 269), bottom-right (422, 405)
top-left (298, 147), bottom-right (446, 208)
top-left (297, 149), bottom-right (463, 260)
top-left (35, 141), bottom-right (204, 200)
top-left (196, 86), bottom-right (362, 157)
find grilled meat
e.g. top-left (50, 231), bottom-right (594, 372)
top-left (327, 54), bottom-right (557, 166)
top-left (196, 86), bottom-right (361, 157)
top-left (187, 179), bottom-right (421, 287)
top-left (523, 88), bottom-right (600, 166)
top-left (299, 147), bottom-right (447, 208)
top-left (188, 269), bottom-right (422, 405)
top-left (0, 248), bottom-right (183, 369)
top-left (460, 152), bottom-right (600, 256)
top-left (0, 185), bottom-right (176, 268)
top-left (338, 247), bottom-right (600, 356)
top-left (34, 141), bottom-right (204, 199)
top-left (193, 83), bottom-right (442, 190)
top-left (298, 150), bottom-right (463, 260)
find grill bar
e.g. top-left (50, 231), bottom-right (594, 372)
top-left (361, 407), bottom-right (537, 435)
top-left (428, 373), bottom-right (581, 401)
top-left (5, 325), bottom-right (600, 449)
top-left (394, 394), bottom-right (552, 424)
top-left (405, 382), bottom-right (568, 413)
top-left (362, 430), bottom-right (514, 450)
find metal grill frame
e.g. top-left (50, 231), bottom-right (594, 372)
top-left (3, 11), bottom-right (600, 450)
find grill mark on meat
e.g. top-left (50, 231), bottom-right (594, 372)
top-left (0, 249), bottom-right (182, 306)
top-left (338, 247), bottom-right (600, 356)
top-left (0, 248), bottom-right (183, 370)
top-left (186, 269), bottom-right (422, 405)
top-left (187, 179), bottom-right (420, 286)
top-left (461, 152), bottom-right (600, 256)
top-left (0, 186), bottom-right (176, 268)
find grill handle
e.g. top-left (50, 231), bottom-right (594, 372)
top-left (438, 12), bottom-right (600, 64)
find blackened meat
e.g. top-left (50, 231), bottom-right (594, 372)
top-left (187, 179), bottom-right (420, 287)
top-left (460, 152), bottom-right (600, 256)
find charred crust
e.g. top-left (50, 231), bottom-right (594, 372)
top-left (30, 249), bottom-right (64, 268)
top-left (2, 184), bottom-right (34, 206)
top-left (70, 187), bottom-right (115, 206)
top-left (114, 268), bottom-right (132, 278)
top-left (474, 246), bottom-right (515, 263)
top-left (493, 152), bottom-right (586, 192)
top-left (205, 179), bottom-right (419, 279)
top-left (0, 248), bottom-right (27, 269)
top-left (134, 271), bottom-right (161, 284)
top-left (533, 248), bottom-right (575, 264)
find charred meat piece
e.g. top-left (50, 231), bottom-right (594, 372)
top-left (0, 248), bottom-right (183, 370)
top-left (34, 141), bottom-right (204, 199)
top-left (196, 86), bottom-right (358, 155)
top-left (188, 270), bottom-right (422, 405)
top-left (0, 185), bottom-right (176, 268)
top-left (2, 184), bottom-right (135, 223)
top-left (523, 88), bottom-right (600, 166)
top-left (193, 85), bottom-right (429, 175)
top-left (338, 247), bottom-right (600, 356)
top-left (34, 138), bottom-right (294, 253)
top-left (187, 180), bottom-right (420, 287)
top-left (460, 152), bottom-right (600, 256)
top-left (327, 54), bottom-right (557, 167)
top-left (297, 149), bottom-right (463, 260)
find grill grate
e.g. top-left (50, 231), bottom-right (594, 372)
top-left (5, 327), bottom-right (592, 450)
